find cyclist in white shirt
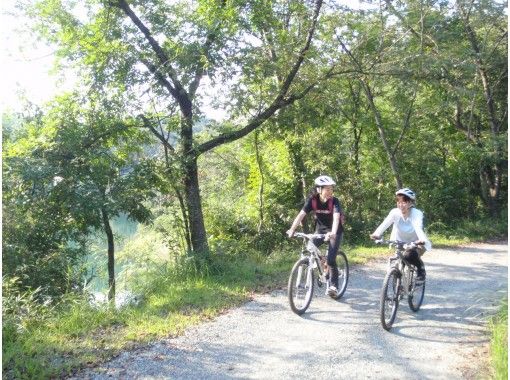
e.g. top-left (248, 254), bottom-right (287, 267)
top-left (370, 188), bottom-right (431, 281)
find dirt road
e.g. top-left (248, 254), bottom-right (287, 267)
top-left (74, 241), bottom-right (507, 379)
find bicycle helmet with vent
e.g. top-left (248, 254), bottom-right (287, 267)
top-left (314, 175), bottom-right (336, 187)
top-left (395, 188), bottom-right (416, 201)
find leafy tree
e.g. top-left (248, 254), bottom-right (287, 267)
top-left (3, 94), bottom-right (162, 300)
top-left (26, 0), bottom-right (332, 256)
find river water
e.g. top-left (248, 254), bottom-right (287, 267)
top-left (85, 214), bottom-right (139, 308)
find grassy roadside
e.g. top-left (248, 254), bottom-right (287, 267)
top-left (2, 253), bottom-right (292, 379)
top-left (488, 299), bottom-right (508, 380)
top-left (3, 233), bottom-right (507, 379)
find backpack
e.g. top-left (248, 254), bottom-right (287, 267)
top-left (311, 196), bottom-right (345, 226)
top-left (311, 196), bottom-right (334, 214)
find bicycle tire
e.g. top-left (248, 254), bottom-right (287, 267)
top-left (408, 274), bottom-right (425, 312)
top-left (380, 268), bottom-right (401, 331)
top-left (288, 257), bottom-right (315, 315)
top-left (331, 251), bottom-right (349, 299)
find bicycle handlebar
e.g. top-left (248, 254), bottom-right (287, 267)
top-left (292, 232), bottom-right (326, 240)
top-left (374, 239), bottom-right (423, 250)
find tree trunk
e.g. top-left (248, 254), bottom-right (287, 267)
top-left (480, 163), bottom-right (503, 218)
top-left (254, 131), bottom-right (265, 233)
top-left (286, 135), bottom-right (310, 233)
top-left (286, 141), bottom-right (306, 203)
top-left (361, 79), bottom-right (403, 189)
top-left (101, 207), bottom-right (115, 303)
top-left (183, 154), bottom-right (209, 254)
top-left (165, 153), bottom-right (192, 253)
top-left (173, 185), bottom-right (192, 253)
top-left (456, 0), bottom-right (504, 217)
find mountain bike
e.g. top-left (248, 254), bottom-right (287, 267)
top-left (288, 232), bottom-right (349, 315)
top-left (375, 239), bottom-right (426, 331)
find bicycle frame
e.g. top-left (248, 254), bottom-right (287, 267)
top-left (296, 233), bottom-right (328, 283)
top-left (288, 232), bottom-right (349, 314)
top-left (377, 238), bottom-right (425, 330)
top-left (388, 249), bottom-right (416, 299)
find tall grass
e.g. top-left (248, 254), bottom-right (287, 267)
top-left (489, 299), bottom-right (508, 380)
top-left (426, 217), bottom-right (507, 246)
top-left (2, 241), bottom-right (293, 379)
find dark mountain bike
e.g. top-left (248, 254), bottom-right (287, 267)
top-left (375, 239), bottom-right (426, 331)
top-left (287, 233), bottom-right (349, 315)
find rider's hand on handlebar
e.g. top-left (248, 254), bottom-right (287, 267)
top-left (369, 234), bottom-right (380, 240)
top-left (286, 229), bottom-right (295, 238)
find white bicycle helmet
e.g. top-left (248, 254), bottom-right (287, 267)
top-left (395, 188), bottom-right (416, 201)
top-left (314, 175), bottom-right (336, 187)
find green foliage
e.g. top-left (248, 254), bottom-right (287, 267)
top-left (20, 0), bottom-right (505, 252)
top-left (427, 216), bottom-right (508, 243)
top-left (2, 95), bottom-right (164, 297)
top-left (489, 299), bottom-right (508, 380)
top-left (3, 1), bottom-right (507, 376)
top-left (2, 233), bottom-right (294, 378)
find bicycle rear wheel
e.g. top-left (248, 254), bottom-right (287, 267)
top-left (408, 273), bottom-right (425, 312)
top-left (380, 268), bottom-right (401, 331)
top-left (331, 251), bottom-right (349, 299)
top-left (288, 258), bottom-right (315, 315)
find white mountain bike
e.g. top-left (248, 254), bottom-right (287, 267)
top-left (375, 239), bottom-right (426, 331)
top-left (288, 232), bottom-right (349, 315)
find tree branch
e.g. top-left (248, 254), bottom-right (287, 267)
top-left (115, 0), bottom-right (188, 102)
top-left (188, 0), bottom-right (227, 100)
top-left (140, 58), bottom-right (179, 99)
top-left (138, 114), bottom-right (176, 154)
top-left (453, 102), bottom-right (478, 143)
top-left (194, 0), bottom-right (324, 156)
top-left (392, 90), bottom-right (416, 156)
top-left (383, 0), bottom-right (439, 52)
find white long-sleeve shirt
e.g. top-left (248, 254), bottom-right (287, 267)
top-left (373, 207), bottom-right (432, 251)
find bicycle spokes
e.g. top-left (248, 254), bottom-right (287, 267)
top-left (288, 258), bottom-right (314, 315)
top-left (380, 269), bottom-right (400, 331)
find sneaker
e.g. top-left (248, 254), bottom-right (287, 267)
top-left (327, 286), bottom-right (338, 298)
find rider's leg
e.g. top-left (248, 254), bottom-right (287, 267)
top-left (404, 248), bottom-right (425, 278)
top-left (327, 231), bottom-right (343, 288)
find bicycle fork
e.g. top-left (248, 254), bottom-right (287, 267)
top-left (296, 258), bottom-right (314, 289)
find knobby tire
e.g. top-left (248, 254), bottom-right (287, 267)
top-left (332, 251), bottom-right (349, 299)
top-left (380, 268), bottom-right (401, 331)
top-left (408, 273), bottom-right (425, 312)
top-left (288, 257), bottom-right (314, 315)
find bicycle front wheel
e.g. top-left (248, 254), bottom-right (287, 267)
top-left (288, 258), bottom-right (315, 315)
top-left (332, 251), bottom-right (349, 299)
top-left (408, 274), bottom-right (425, 312)
top-left (380, 268), bottom-right (401, 331)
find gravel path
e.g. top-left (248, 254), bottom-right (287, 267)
top-left (72, 241), bottom-right (507, 379)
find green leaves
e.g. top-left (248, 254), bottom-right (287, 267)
top-left (2, 93), bottom-right (165, 296)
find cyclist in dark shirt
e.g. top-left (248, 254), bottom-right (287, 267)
top-left (287, 175), bottom-right (345, 298)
